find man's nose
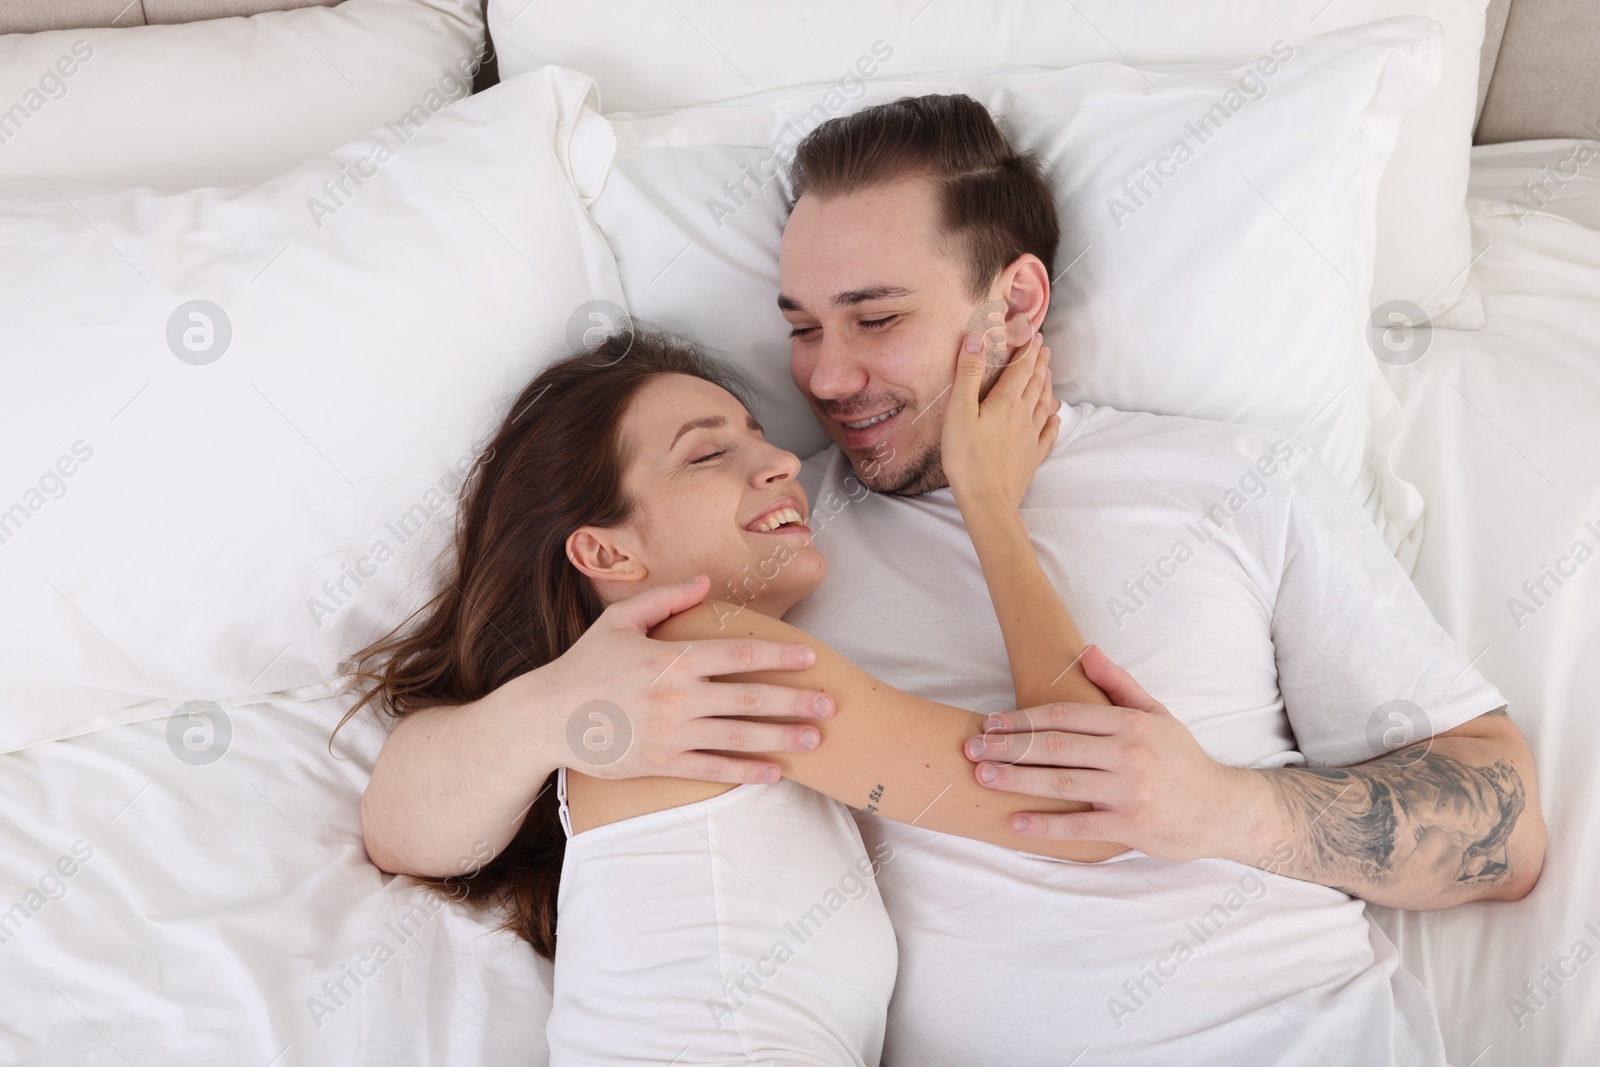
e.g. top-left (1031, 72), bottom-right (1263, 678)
top-left (808, 334), bottom-right (870, 401)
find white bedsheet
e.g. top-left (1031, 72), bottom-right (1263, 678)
top-left (1467, 138), bottom-right (1600, 233)
top-left (0, 689), bottom-right (553, 1065)
top-left (0, 147), bottom-right (1595, 1067)
top-left (1367, 160), bottom-right (1600, 1067)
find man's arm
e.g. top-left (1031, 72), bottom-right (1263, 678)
top-left (966, 647), bottom-right (1546, 909)
top-left (360, 575), bottom-right (834, 877)
top-left (1236, 706), bottom-right (1544, 906)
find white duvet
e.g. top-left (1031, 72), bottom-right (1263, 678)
top-left (0, 688), bottom-right (552, 1065)
top-left (1366, 142), bottom-right (1600, 1067)
top-left (1, 147), bottom-right (1595, 1066)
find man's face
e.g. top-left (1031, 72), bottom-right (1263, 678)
top-left (778, 176), bottom-right (988, 496)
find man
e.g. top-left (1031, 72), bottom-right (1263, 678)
top-left (362, 94), bottom-right (1544, 1063)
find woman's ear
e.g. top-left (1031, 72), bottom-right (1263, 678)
top-left (566, 527), bottom-right (648, 585)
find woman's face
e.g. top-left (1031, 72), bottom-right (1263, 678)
top-left (571, 373), bottom-right (827, 617)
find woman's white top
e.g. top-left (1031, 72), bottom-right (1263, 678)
top-left (546, 767), bottom-right (897, 1066)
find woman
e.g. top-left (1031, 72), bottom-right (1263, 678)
top-left (344, 322), bottom-right (1120, 1065)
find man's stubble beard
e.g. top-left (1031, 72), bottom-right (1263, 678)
top-left (850, 357), bottom-right (1006, 497)
top-left (863, 437), bottom-right (947, 497)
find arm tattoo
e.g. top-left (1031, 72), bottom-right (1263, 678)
top-left (864, 783), bottom-right (884, 815)
top-left (1263, 739), bottom-right (1526, 891)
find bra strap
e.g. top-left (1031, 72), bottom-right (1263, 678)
top-left (555, 765), bottom-right (574, 840)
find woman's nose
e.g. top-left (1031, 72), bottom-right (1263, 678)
top-left (754, 443), bottom-right (801, 485)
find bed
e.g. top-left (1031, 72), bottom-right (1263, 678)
top-left (1, 2), bottom-right (1595, 1065)
top-left (1365, 146), bottom-right (1600, 1066)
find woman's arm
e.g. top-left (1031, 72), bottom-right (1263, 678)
top-left (940, 326), bottom-right (1128, 857)
top-left (964, 507), bottom-right (1104, 706)
top-left (939, 327), bottom-right (1123, 856)
top-left (941, 328), bottom-right (1110, 712)
top-left (649, 601), bottom-right (1125, 863)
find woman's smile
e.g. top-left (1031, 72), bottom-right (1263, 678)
top-left (743, 498), bottom-right (811, 536)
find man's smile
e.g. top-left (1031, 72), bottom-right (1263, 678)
top-left (833, 405), bottom-right (906, 448)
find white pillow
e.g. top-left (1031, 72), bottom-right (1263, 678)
top-left (492, 0), bottom-right (1485, 328)
top-left (588, 20), bottom-right (1434, 565)
top-left (0, 67), bottom-right (624, 752)
top-left (0, 0), bottom-right (483, 190)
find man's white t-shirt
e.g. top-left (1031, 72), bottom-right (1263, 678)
top-left (788, 400), bottom-right (1505, 1066)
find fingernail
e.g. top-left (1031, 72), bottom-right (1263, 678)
top-left (984, 715), bottom-right (1005, 733)
top-left (797, 646), bottom-right (816, 667)
top-left (764, 765), bottom-right (781, 783)
top-left (964, 332), bottom-right (983, 353)
top-left (799, 728), bottom-right (820, 750)
top-left (978, 762), bottom-right (998, 784)
top-left (1013, 814), bottom-right (1031, 833)
top-left (814, 694), bottom-right (835, 718)
top-left (966, 736), bottom-right (986, 758)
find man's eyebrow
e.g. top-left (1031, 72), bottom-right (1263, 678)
top-left (670, 413), bottom-right (763, 446)
top-left (833, 285), bottom-right (914, 307)
top-left (776, 285), bottom-right (914, 313)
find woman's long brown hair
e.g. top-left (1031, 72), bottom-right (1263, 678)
top-left (337, 323), bottom-right (751, 960)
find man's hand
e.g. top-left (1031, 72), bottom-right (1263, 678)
top-left (541, 573), bottom-right (837, 784)
top-left (964, 644), bottom-right (1247, 861)
top-left (965, 645), bottom-right (1547, 908)
top-left (362, 574), bottom-right (832, 877)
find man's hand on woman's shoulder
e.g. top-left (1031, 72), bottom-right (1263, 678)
top-left (561, 575), bottom-right (835, 785)
top-left (361, 575), bottom-right (832, 876)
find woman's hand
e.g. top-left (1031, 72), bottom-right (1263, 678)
top-left (940, 324), bottom-right (1059, 516)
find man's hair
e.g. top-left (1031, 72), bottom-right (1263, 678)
top-left (788, 93), bottom-right (1059, 300)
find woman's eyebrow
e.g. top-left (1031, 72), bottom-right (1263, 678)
top-left (671, 415), bottom-right (726, 447)
top-left (671, 413), bottom-right (764, 447)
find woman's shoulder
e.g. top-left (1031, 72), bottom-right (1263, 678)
top-left (646, 598), bottom-right (876, 693)
top-left (648, 598), bottom-right (808, 644)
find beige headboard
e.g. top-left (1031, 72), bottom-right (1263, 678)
top-left (0, 0), bottom-right (338, 32)
top-left (4, 0), bottom-right (1592, 145)
top-left (1476, 0), bottom-right (1600, 143)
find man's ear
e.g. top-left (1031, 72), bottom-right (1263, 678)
top-left (566, 526), bottom-right (648, 586)
top-left (995, 253), bottom-right (1051, 344)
